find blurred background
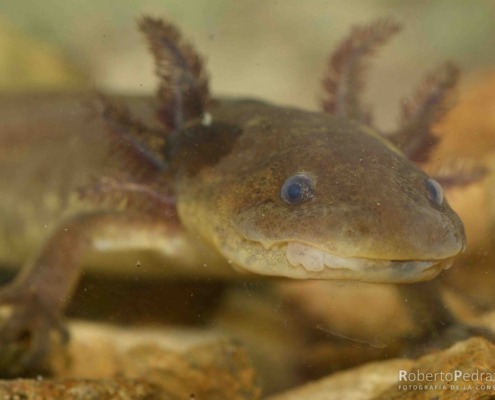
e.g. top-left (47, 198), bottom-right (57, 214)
top-left (3, 1), bottom-right (495, 393)
top-left (2, 0), bottom-right (495, 130)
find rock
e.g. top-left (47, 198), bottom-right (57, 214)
top-left (268, 359), bottom-right (414, 400)
top-left (377, 337), bottom-right (495, 399)
top-left (0, 378), bottom-right (157, 400)
top-left (270, 337), bottom-right (495, 400)
top-left (7, 321), bottom-right (261, 400)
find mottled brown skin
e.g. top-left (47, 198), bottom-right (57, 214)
top-left (0, 17), bottom-right (468, 375)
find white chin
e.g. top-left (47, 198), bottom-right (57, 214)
top-left (285, 241), bottom-right (452, 275)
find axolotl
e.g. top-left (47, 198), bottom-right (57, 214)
top-left (0, 17), bottom-right (465, 373)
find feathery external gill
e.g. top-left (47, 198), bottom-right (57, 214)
top-left (138, 16), bottom-right (210, 138)
top-left (389, 62), bottom-right (459, 163)
top-left (93, 93), bottom-right (166, 177)
top-left (426, 158), bottom-right (489, 189)
top-left (79, 16), bottom-right (212, 215)
top-left (321, 18), bottom-right (402, 125)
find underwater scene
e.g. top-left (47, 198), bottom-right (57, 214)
top-left (1, 1), bottom-right (495, 399)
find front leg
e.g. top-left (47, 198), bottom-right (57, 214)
top-left (0, 211), bottom-right (181, 377)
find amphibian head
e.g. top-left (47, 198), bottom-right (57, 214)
top-left (175, 100), bottom-right (464, 283)
top-left (96, 17), bottom-right (467, 284)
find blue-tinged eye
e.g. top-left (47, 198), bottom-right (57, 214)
top-left (287, 183), bottom-right (302, 199)
top-left (425, 178), bottom-right (444, 206)
top-left (281, 174), bottom-right (315, 204)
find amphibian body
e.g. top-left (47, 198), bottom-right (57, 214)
top-left (0, 17), bottom-right (465, 373)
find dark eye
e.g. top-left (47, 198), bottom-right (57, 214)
top-left (280, 174), bottom-right (315, 204)
top-left (425, 178), bottom-right (444, 206)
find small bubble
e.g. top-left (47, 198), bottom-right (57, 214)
top-left (135, 260), bottom-right (142, 268)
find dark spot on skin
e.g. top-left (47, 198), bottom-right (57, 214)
top-left (169, 122), bottom-right (243, 177)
